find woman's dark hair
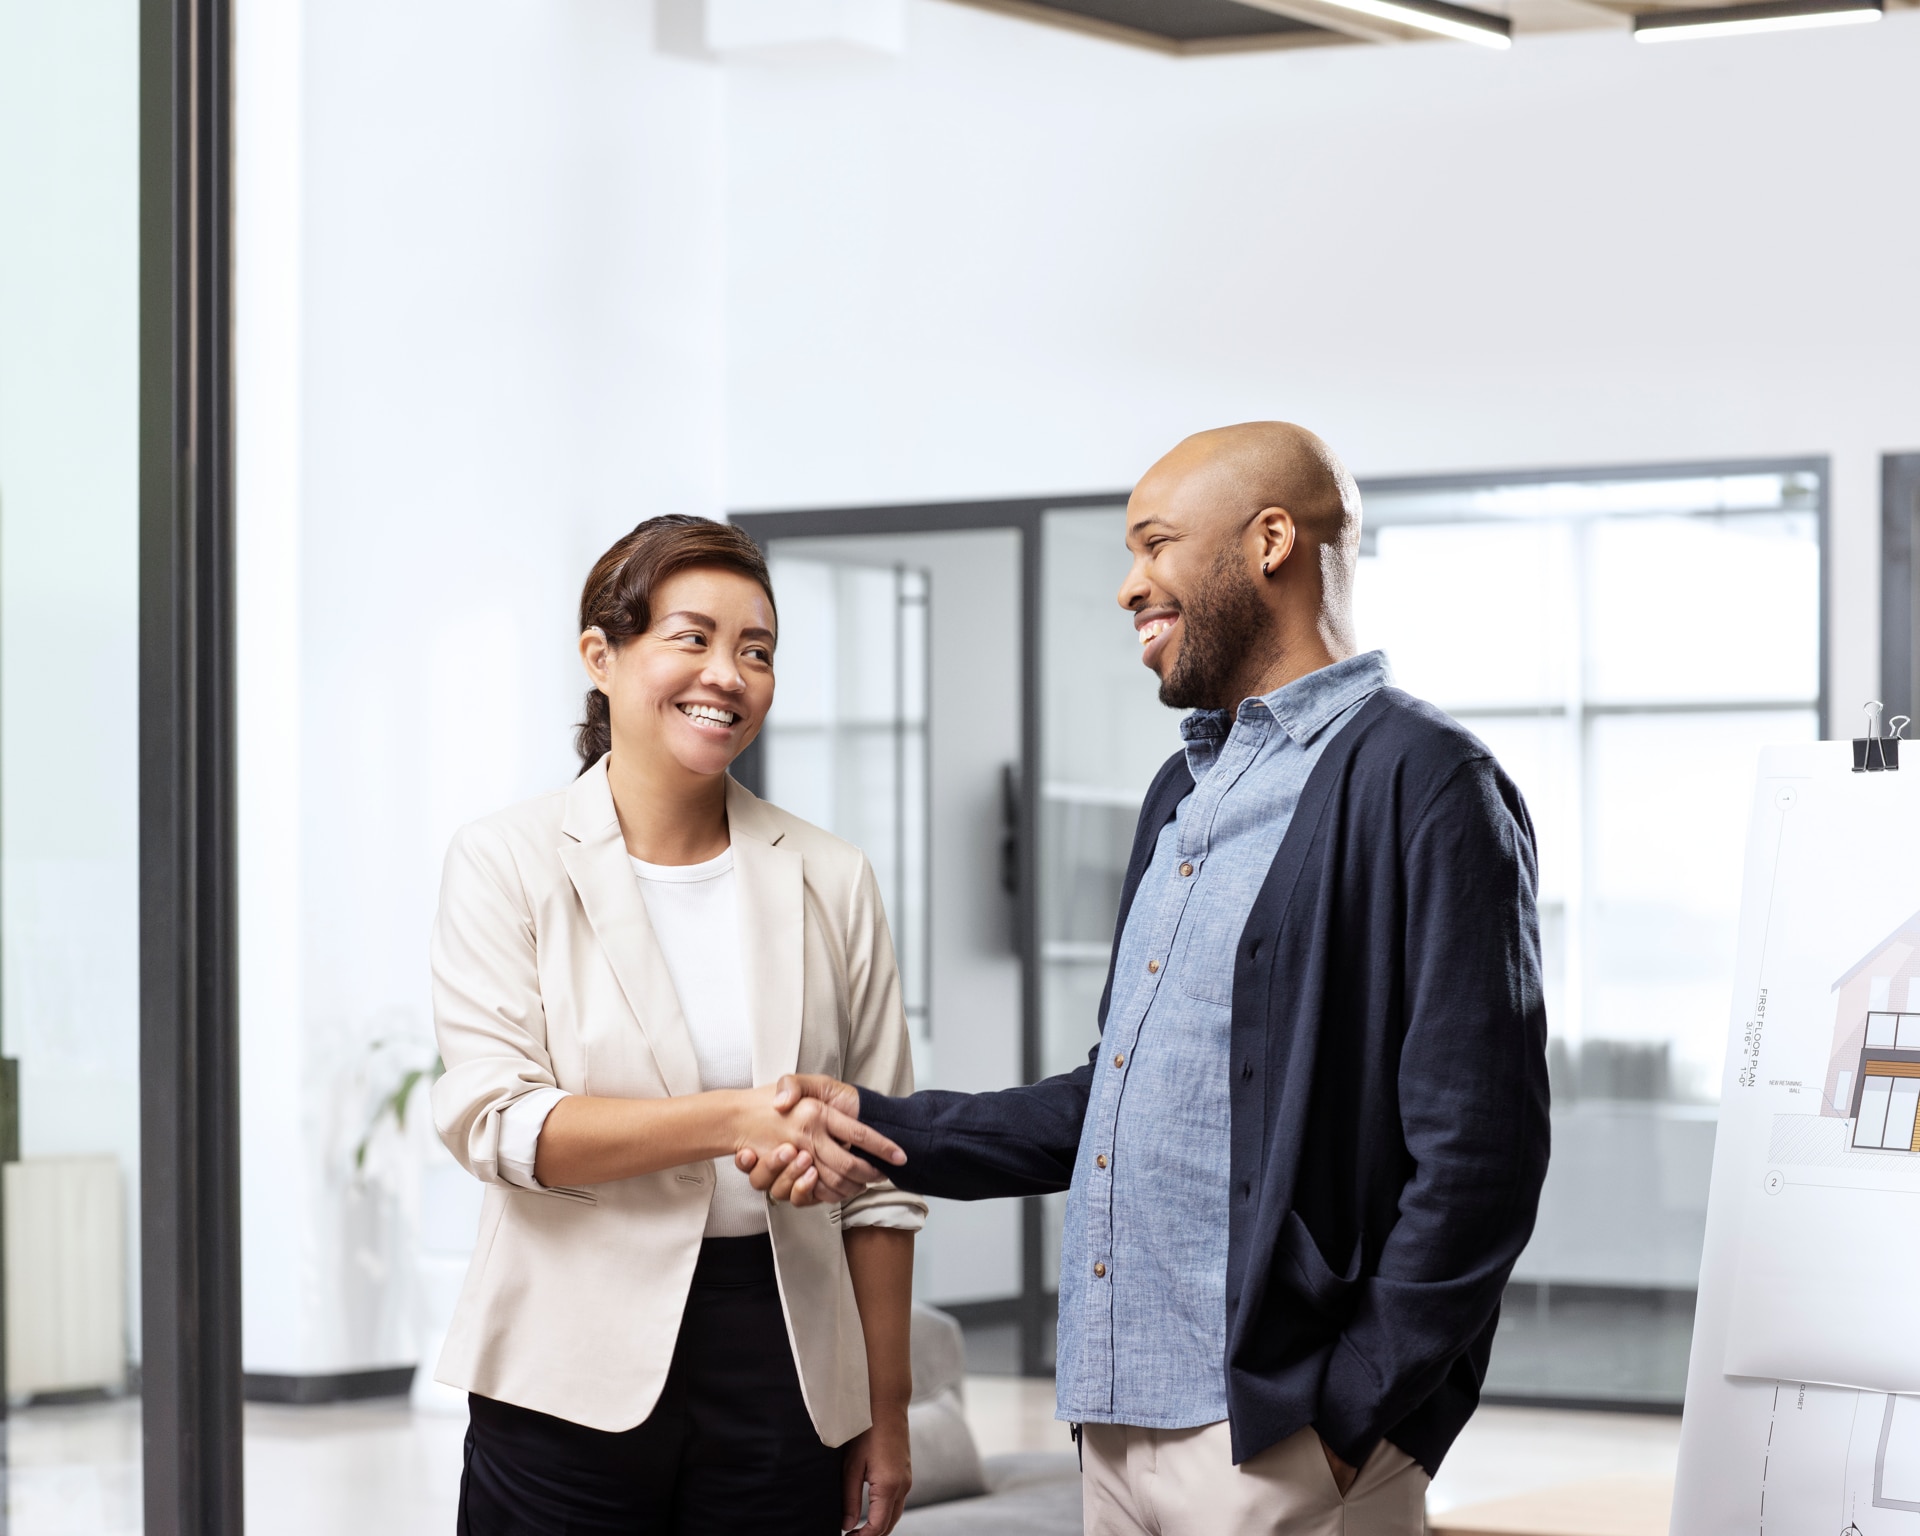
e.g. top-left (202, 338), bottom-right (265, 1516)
top-left (574, 515), bottom-right (777, 773)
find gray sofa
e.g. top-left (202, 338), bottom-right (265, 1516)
top-left (897, 1305), bottom-right (1081, 1535)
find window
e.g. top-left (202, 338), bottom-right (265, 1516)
top-left (1357, 461), bottom-right (1825, 1405)
top-left (1853, 1071), bottom-right (1920, 1151)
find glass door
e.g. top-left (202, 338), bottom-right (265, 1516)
top-left (748, 528), bottom-right (1028, 1361)
top-left (1035, 507), bottom-right (1182, 1304)
top-left (759, 555), bottom-right (932, 1073)
top-left (736, 500), bottom-right (1176, 1376)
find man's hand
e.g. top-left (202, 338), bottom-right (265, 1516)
top-left (1320, 1433), bottom-right (1358, 1497)
top-left (841, 1409), bottom-right (912, 1534)
top-left (730, 1079), bottom-right (903, 1204)
top-left (736, 1074), bottom-right (877, 1207)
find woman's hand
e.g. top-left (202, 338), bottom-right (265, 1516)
top-left (729, 1083), bottom-right (904, 1204)
top-left (841, 1407), bottom-right (912, 1534)
top-left (736, 1075), bottom-right (877, 1207)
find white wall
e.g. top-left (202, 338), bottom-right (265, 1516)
top-left (236, 0), bottom-right (726, 1376)
top-left (724, 0), bottom-right (1920, 722)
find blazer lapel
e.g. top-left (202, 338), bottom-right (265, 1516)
top-left (558, 761), bottom-right (705, 1100)
top-left (727, 777), bottom-right (806, 1084)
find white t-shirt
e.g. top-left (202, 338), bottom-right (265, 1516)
top-left (497, 846), bottom-right (768, 1237)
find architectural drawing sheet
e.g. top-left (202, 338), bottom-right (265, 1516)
top-left (1674, 744), bottom-right (1920, 1535)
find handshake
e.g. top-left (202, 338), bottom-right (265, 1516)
top-left (733, 1075), bottom-right (901, 1208)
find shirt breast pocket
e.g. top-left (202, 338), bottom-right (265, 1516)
top-left (1172, 914), bottom-right (1240, 1009)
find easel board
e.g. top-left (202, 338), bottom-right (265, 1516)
top-left (1674, 742), bottom-right (1920, 1534)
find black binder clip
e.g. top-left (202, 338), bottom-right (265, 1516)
top-left (1853, 700), bottom-right (1906, 772)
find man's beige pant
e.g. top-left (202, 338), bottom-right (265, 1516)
top-left (1081, 1420), bottom-right (1428, 1536)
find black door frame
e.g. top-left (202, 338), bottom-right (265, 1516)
top-left (139, 0), bottom-right (242, 1529)
top-left (732, 494), bottom-right (1124, 1376)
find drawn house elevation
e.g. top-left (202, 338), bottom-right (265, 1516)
top-left (1824, 909), bottom-right (1920, 1151)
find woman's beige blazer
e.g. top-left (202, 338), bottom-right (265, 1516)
top-left (429, 759), bottom-right (923, 1442)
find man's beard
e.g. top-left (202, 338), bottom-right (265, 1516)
top-left (1158, 548), bottom-right (1276, 711)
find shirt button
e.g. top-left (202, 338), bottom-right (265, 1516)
top-left (1094, 1262), bottom-right (1107, 1278)
top-left (1113, 1052), bottom-right (1125, 1068)
top-left (1096, 1154), bottom-right (1108, 1169)
top-left (1180, 862), bottom-right (1194, 877)
top-left (1147, 959), bottom-right (1160, 974)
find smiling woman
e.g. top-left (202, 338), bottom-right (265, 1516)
top-left (426, 514), bottom-right (927, 1536)
top-left (574, 515), bottom-right (781, 798)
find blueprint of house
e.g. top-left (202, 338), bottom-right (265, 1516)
top-left (1719, 1384), bottom-right (1920, 1533)
top-left (1673, 744), bottom-right (1920, 1534)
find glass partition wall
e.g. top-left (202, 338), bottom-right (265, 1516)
top-left (1359, 463), bottom-right (1824, 1406)
top-left (738, 460), bottom-right (1826, 1406)
top-left (1, 1), bottom-right (146, 1522)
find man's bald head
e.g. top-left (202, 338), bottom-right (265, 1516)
top-left (1135, 421), bottom-right (1361, 561)
top-left (1119, 422), bottom-right (1363, 710)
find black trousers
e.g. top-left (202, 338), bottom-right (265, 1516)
top-left (458, 1234), bottom-right (843, 1536)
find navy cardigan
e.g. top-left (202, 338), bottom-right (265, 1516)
top-left (857, 688), bottom-right (1551, 1473)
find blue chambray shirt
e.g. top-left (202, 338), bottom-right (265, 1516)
top-left (1054, 650), bottom-right (1393, 1428)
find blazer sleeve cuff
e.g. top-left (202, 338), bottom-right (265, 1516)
top-left (496, 1086), bottom-right (569, 1191)
top-left (840, 1180), bottom-right (929, 1232)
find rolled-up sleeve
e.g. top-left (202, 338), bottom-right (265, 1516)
top-left (838, 857), bottom-right (929, 1234)
top-left (497, 1086), bottom-right (570, 1191)
top-left (430, 822), bottom-right (562, 1186)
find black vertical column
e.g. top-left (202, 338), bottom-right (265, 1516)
top-left (1016, 513), bottom-right (1049, 1378)
top-left (0, 1059), bottom-right (16, 1420)
top-left (139, 0), bottom-right (242, 1531)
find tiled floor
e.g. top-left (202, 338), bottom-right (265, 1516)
top-left (0, 1404), bottom-right (141, 1536)
top-left (2, 1385), bottom-right (1678, 1533)
top-left (1424, 1404), bottom-right (1679, 1515)
top-left (244, 1399), bottom-right (469, 1535)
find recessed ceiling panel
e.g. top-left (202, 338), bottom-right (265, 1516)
top-left (1027, 0), bottom-right (1329, 39)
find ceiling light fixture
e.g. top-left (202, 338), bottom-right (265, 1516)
top-left (1633, 0), bottom-right (1881, 41)
top-left (1316, 0), bottom-right (1513, 48)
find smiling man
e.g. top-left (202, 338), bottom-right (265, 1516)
top-left (751, 422), bottom-right (1551, 1536)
